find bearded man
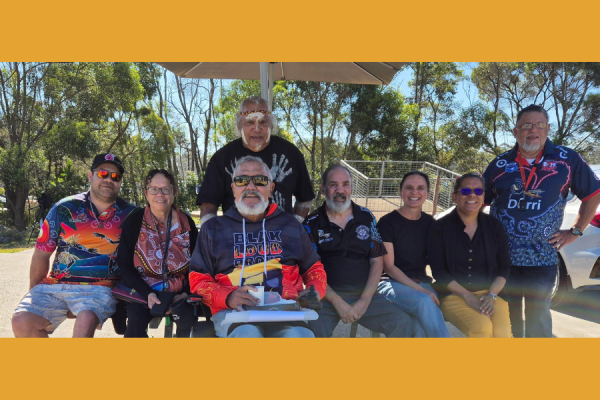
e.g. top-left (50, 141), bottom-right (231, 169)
top-left (303, 165), bottom-right (413, 337)
top-left (189, 156), bottom-right (326, 338)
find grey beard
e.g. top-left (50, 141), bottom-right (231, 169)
top-left (325, 196), bottom-right (351, 214)
top-left (521, 141), bottom-right (541, 154)
top-left (235, 192), bottom-right (269, 217)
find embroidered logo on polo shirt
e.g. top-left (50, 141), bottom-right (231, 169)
top-left (318, 230), bottom-right (332, 244)
top-left (541, 161), bottom-right (557, 171)
top-left (505, 162), bottom-right (518, 173)
top-left (356, 225), bottom-right (370, 240)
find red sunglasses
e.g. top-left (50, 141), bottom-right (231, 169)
top-left (93, 169), bottom-right (122, 182)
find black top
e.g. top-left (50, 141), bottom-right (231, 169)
top-left (427, 209), bottom-right (511, 298)
top-left (453, 225), bottom-right (489, 291)
top-left (377, 210), bottom-right (433, 283)
top-left (116, 207), bottom-right (198, 299)
top-left (304, 202), bottom-right (387, 293)
top-left (196, 136), bottom-right (314, 214)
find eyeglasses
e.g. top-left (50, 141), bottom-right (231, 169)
top-left (146, 187), bottom-right (173, 195)
top-left (457, 188), bottom-right (484, 196)
top-left (517, 122), bottom-right (548, 130)
top-left (233, 175), bottom-right (270, 187)
top-left (93, 169), bottom-right (122, 182)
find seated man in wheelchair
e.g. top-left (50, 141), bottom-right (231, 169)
top-left (189, 156), bottom-right (326, 338)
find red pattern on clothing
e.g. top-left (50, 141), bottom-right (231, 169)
top-left (133, 206), bottom-right (192, 292)
top-left (190, 261), bottom-right (327, 315)
top-left (301, 261), bottom-right (327, 299)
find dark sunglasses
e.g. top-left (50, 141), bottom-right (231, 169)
top-left (458, 188), bottom-right (484, 196)
top-left (93, 169), bottom-right (122, 182)
top-left (233, 175), bottom-right (270, 187)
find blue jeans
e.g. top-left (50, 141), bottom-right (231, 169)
top-left (378, 280), bottom-right (450, 338)
top-left (504, 265), bottom-right (557, 338)
top-left (310, 291), bottom-right (413, 338)
top-left (229, 324), bottom-right (314, 338)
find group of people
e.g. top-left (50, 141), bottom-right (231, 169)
top-left (11, 98), bottom-right (600, 339)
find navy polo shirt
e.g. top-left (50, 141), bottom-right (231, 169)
top-left (303, 202), bottom-right (387, 292)
top-left (483, 139), bottom-right (600, 267)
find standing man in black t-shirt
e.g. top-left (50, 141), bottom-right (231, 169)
top-left (197, 96), bottom-right (314, 224)
top-left (304, 165), bottom-right (413, 337)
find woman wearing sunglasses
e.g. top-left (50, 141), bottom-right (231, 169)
top-left (116, 169), bottom-right (198, 337)
top-left (376, 171), bottom-right (450, 337)
top-left (428, 172), bottom-right (512, 338)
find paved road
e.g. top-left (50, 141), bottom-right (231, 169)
top-left (2, 249), bottom-right (599, 338)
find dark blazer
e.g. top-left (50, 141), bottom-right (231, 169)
top-left (427, 208), bottom-right (510, 296)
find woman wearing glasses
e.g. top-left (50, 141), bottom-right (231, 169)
top-left (428, 172), bottom-right (512, 338)
top-left (377, 171), bottom-right (450, 337)
top-left (116, 169), bottom-right (198, 337)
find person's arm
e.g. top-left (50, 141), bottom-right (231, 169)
top-left (323, 284), bottom-right (358, 324)
top-left (550, 191), bottom-right (600, 249)
top-left (199, 203), bottom-right (218, 224)
top-left (116, 209), bottom-right (154, 299)
top-left (29, 248), bottom-right (52, 289)
top-left (382, 242), bottom-right (439, 305)
top-left (351, 256), bottom-right (384, 320)
top-left (293, 200), bottom-right (313, 222)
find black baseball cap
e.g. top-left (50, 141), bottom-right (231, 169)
top-left (91, 153), bottom-right (125, 174)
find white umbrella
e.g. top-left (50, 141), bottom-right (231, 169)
top-left (157, 62), bottom-right (405, 109)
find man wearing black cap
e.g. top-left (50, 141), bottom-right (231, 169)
top-left (12, 153), bottom-right (136, 337)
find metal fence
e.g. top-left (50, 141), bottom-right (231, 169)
top-left (340, 160), bottom-right (460, 220)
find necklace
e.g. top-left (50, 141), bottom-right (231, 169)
top-left (88, 198), bottom-right (114, 229)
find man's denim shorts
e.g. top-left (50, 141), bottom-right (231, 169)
top-left (14, 284), bottom-right (117, 332)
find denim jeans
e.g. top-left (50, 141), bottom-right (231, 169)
top-left (228, 324), bottom-right (314, 338)
top-left (310, 291), bottom-right (414, 338)
top-left (504, 265), bottom-right (557, 338)
top-left (378, 280), bottom-right (450, 338)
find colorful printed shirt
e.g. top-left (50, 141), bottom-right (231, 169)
top-left (483, 139), bottom-right (600, 267)
top-left (36, 191), bottom-right (136, 286)
top-left (304, 202), bottom-right (387, 292)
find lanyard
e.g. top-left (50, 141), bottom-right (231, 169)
top-left (517, 149), bottom-right (544, 193)
top-left (150, 209), bottom-right (173, 292)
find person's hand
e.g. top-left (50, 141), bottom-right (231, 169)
top-left (298, 286), bottom-right (321, 300)
top-left (226, 285), bottom-right (260, 311)
top-left (351, 297), bottom-right (371, 321)
top-left (165, 292), bottom-right (188, 315)
top-left (148, 293), bottom-right (161, 310)
top-left (479, 293), bottom-right (495, 317)
top-left (422, 289), bottom-right (440, 306)
top-left (332, 297), bottom-right (359, 324)
top-left (549, 229), bottom-right (578, 250)
top-left (463, 292), bottom-right (485, 315)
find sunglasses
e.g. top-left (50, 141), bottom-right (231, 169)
top-left (93, 169), bottom-right (122, 182)
top-left (233, 175), bottom-right (270, 187)
top-left (458, 188), bottom-right (484, 196)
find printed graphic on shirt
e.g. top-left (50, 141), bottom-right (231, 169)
top-left (232, 230), bottom-right (283, 266)
top-left (35, 194), bottom-right (134, 284)
top-left (224, 154), bottom-right (294, 211)
top-left (356, 225), bottom-right (370, 240)
top-left (317, 229), bottom-right (332, 244)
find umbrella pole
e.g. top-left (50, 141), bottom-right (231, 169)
top-left (260, 62), bottom-right (269, 105)
top-left (269, 62), bottom-right (274, 111)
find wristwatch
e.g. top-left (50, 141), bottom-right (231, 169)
top-left (570, 226), bottom-right (584, 236)
top-left (488, 292), bottom-right (498, 300)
